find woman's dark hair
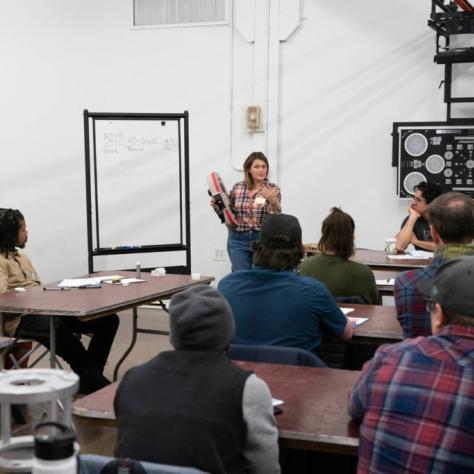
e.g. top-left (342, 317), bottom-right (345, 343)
top-left (318, 207), bottom-right (355, 260)
top-left (252, 241), bottom-right (304, 271)
top-left (243, 152), bottom-right (269, 189)
top-left (0, 208), bottom-right (24, 255)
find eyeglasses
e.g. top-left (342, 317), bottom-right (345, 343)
top-left (412, 196), bottom-right (426, 203)
top-left (425, 299), bottom-right (436, 313)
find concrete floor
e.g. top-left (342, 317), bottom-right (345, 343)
top-left (103, 306), bottom-right (173, 381)
top-left (10, 306), bottom-right (172, 432)
top-left (37, 305), bottom-right (174, 381)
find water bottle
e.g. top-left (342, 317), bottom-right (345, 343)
top-left (32, 422), bottom-right (77, 474)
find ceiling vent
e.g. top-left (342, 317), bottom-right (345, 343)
top-left (134, 0), bottom-right (227, 27)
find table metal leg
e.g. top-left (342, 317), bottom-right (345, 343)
top-left (49, 315), bottom-right (56, 368)
top-left (113, 308), bottom-right (138, 381)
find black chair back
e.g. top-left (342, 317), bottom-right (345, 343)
top-left (228, 344), bottom-right (326, 367)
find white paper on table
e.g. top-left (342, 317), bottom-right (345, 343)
top-left (272, 398), bottom-right (284, 407)
top-left (102, 277), bottom-right (145, 284)
top-left (387, 254), bottom-right (425, 260)
top-left (376, 279), bottom-right (395, 285)
top-left (120, 278), bottom-right (145, 284)
top-left (340, 308), bottom-right (354, 315)
top-left (58, 277), bottom-right (107, 288)
top-left (347, 316), bottom-right (369, 328)
top-left (409, 250), bottom-right (434, 258)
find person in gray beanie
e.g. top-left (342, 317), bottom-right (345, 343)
top-left (114, 285), bottom-right (280, 474)
top-left (169, 285), bottom-right (235, 351)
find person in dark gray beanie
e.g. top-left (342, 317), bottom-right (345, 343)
top-left (114, 285), bottom-right (280, 474)
top-left (169, 285), bottom-right (235, 351)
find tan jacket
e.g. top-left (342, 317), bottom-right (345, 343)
top-left (0, 251), bottom-right (41, 336)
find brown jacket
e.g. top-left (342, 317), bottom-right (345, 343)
top-left (0, 251), bottom-right (41, 336)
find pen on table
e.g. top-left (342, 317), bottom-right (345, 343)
top-left (43, 287), bottom-right (70, 291)
top-left (77, 285), bottom-right (102, 289)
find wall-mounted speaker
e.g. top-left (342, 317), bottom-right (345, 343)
top-left (392, 122), bottom-right (474, 198)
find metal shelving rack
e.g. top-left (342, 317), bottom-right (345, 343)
top-left (428, 1), bottom-right (474, 120)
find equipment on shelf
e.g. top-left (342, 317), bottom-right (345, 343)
top-left (392, 122), bottom-right (474, 198)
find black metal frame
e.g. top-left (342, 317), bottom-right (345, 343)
top-left (428, 1), bottom-right (474, 120)
top-left (83, 110), bottom-right (191, 274)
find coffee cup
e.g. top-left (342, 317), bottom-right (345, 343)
top-left (384, 238), bottom-right (397, 255)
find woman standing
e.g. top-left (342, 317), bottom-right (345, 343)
top-left (300, 207), bottom-right (378, 304)
top-left (227, 152), bottom-right (281, 271)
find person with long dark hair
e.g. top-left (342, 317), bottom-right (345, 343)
top-left (300, 207), bottom-right (378, 304)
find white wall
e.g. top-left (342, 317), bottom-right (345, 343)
top-left (0, 0), bottom-right (466, 284)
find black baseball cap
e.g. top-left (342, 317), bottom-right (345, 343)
top-left (418, 256), bottom-right (474, 317)
top-left (259, 214), bottom-right (302, 249)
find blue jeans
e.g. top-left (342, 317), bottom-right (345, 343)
top-left (227, 230), bottom-right (261, 271)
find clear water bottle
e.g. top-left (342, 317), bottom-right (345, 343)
top-left (32, 422), bottom-right (77, 474)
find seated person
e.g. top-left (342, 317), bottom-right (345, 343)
top-left (395, 192), bottom-right (474, 338)
top-left (0, 208), bottom-right (119, 394)
top-left (300, 207), bottom-right (378, 304)
top-left (349, 256), bottom-right (474, 473)
top-left (218, 213), bottom-right (352, 353)
top-left (395, 181), bottom-right (442, 253)
top-left (114, 285), bottom-right (280, 474)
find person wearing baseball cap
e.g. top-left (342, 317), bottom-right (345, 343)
top-left (114, 285), bottom-right (280, 474)
top-left (349, 256), bottom-right (474, 473)
top-left (218, 213), bottom-right (352, 356)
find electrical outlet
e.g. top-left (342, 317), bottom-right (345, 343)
top-left (213, 248), bottom-right (226, 261)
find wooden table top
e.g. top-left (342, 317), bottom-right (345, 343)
top-left (304, 246), bottom-right (430, 272)
top-left (352, 249), bottom-right (430, 271)
top-left (73, 362), bottom-right (361, 455)
top-left (373, 269), bottom-right (399, 297)
top-left (341, 303), bottom-right (402, 344)
top-left (0, 272), bottom-right (214, 318)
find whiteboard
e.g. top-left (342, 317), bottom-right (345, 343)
top-left (93, 119), bottom-right (182, 249)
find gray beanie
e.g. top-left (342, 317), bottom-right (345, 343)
top-left (169, 285), bottom-right (235, 351)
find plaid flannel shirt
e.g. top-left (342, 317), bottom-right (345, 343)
top-left (349, 325), bottom-right (474, 474)
top-left (229, 180), bottom-right (281, 232)
top-left (394, 244), bottom-right (474, 338)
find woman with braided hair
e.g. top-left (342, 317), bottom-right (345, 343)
top-left (0, 208), bottom-right (119, 394)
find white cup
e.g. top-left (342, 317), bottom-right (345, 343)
top-left (151, 268), bottom-right (166, 277)
top-left (384, 238), bottom-right (397, 255)
top-left (191, 273), bottom-right (201, 281)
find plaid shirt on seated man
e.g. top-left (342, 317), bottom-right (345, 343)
top-left (394, 192), bottom-right (474, 338)
top-left (349, 256), bottom-right (474, 474)
top-left (394, 244), bottom-right (474, 338)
